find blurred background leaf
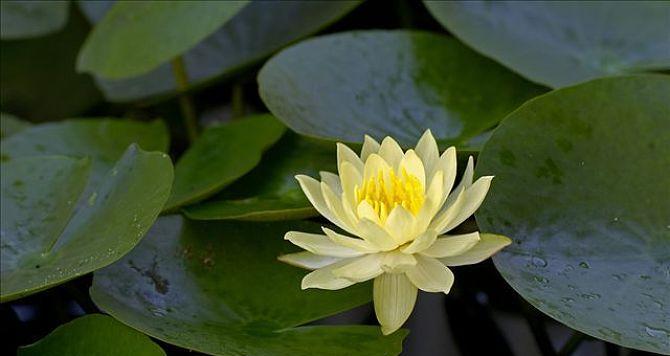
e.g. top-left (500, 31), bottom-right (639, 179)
top-left (1, 0), bottom-right (69, 40)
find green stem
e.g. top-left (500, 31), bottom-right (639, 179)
top-left (232, 83), bottom-right (245, 120)
top-left (557, 331), bottom-right (587, 356)
top-left (171, 56), bottom-right (198, 143)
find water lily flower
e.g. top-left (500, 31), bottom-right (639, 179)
top-left (279, 130), bottom-right (511, 335)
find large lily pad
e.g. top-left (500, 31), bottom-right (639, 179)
top-left (258, 30), bottom-right (545, 147)
top-left (184, 133), bottom-right (335, 221)
top-left (18, 314), bottom-right (165, 356)
top-left (424, 1), bottom-right (670, 88)
top-left (1, 145), bottom-right (174, 302)
top-left (77, 1), bottom-right (248, 79)
top-left (1, 0), bottom-right (69, 40)
top-left (475, 75), bottom-right (670, 353)
top-left (78, 0), bottom-right (361, 102)
top-left (0, 112), bottom-right (32, 138)
top-left (164, 114), bottom-right (285, 211)
top-left (91, 216), bottom-right (407, 355)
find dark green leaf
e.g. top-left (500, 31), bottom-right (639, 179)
top-left (424, 1), bottom-right (670, 88)
top-left (1, 0), bottom-right (69, 39)
top-left (165, 114), bottom-right (285, 211)
top-left (91, 215), bottom-right (406, 355)
top-left (258, 30), bottom-right (546, 147)
top-left (1, 145), bottom-right (174, 302)
top-left (18, 314), bottom-right (165, 356)
top-left (77, 1), bottom-right (249, 79)
top-left (0, 112), bottom-right (32, 138)
top-left (78, 0), bottom-right (361, 102)
top-left (475, 75), bottom-right (670, 353)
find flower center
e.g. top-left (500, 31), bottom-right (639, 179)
top-left (355, 168), bottom-right (425, 222)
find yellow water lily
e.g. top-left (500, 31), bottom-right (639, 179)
top-left (279, 130), bottom-right (511, 335)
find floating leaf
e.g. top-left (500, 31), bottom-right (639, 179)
top-left (0, 112), bottom-right (32, 138)
top-left (1, 0), bottom-right (69, 40)
top-left (184, 133), bottom-right (335, 221)
top-left (475, 75), bottom-right (670, 353)
top-left (78, 0), bottom-right (361, 102)
top-left (91, 216), bottom-right (407, 355)
top-left (164, 114), bottom-right (285, 211)
top-left (258, 30), bottom-right (545, 147)
top-left (424, 1), bottom-right (670, 88)
top-left (77, 1), bottom-right (249, 79)
top-left (1, 145), bottom-right (174, 302)
top-left (18, 314), bottom-right (165, 356)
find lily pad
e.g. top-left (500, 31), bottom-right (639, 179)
top-left (184, 133), bottom-right (335, 221)
top-left (18, 314), bottom-right (165, 356)
top-left (424, 1), bottom-right (670, 88)
top-left (258, 30), bottom-right (545, 147)
top-left (1, 112), bottom-right (32, 138)
top-left (77, 1), bottom-right (249, 79)
top-left (475, 75), bottom-right (670, 353)
top-left (1, 0), bottom-right (69, 40)
top-left (1, 145), bottom-right (174, 302)
top-left (78, 0), bottom-right (361, 102)
top-left (164, 114), bottom-right (285, 211)
top-left (90, 215), bottom-right (407, 355)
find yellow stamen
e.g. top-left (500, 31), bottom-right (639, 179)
top-left (355, 168), bottom-right (424, 222)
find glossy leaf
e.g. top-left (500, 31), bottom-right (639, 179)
top-left (1, 145), bottom-right (174, 302)
top-left (91, 216), bottom-right (407, 355)
top-left (79, 0), bottom-right (361, 102)
top-left (258, 30), bottom-right (545, 147)
top-left (475, 75), bottom-right (670, 353)
top-left (1, 9), bottom-right (102, 121)
top-left (77, 1), bottom-right (249, 79)
top-left (0, 112), bottom-right (31, 138)
top-left (1, 0), bottom-right (69, 40)
top-left (18, 314), bottom-right (165, 356)
top-left (184, 133), bottom-right (336, 221)
top-left (424, 1), bottom-right (670, 88)
top-left (165, 114), bottom-right (285, 211)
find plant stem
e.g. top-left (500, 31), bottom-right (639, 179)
top-left (557, 331), bottom-right (587, 356)
top-left (171, 56), bottom-right (198, 143)
top-left (232, 83), bottom-right (245, 120)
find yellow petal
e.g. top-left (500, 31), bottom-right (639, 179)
top-left (439, 233), bottom-right (511, 266)
top-left (378, 136), bottom-right (404, 170)
top-left (332, 253), bottom-right (384, 282)
top-left (439, 176), bottom-right (493, 234)
top-left (420, 232), bottom-right (480, 258)
top-left (301, 259), bottom-right (358, 290)
top-left (415, 129), bottom-right (439, 177)
top-left (363, 153), bottom-right (392, 182)
top-left (384, 206), bottom-right (416, 244)
top-left (278, 251), bottom-right (342, 269)
top-left (381, 251), bottom-right (417, 273)
top-left (405, 255), bottom-right (454, 293)
top-left (285, 231), bottom-right (364, 257)
top-left (400, 230), bottom-right (438, 254)
top-left (398, 149), bottom-right (425, 188)
top-left (373, 273), bottom-right (417, 335)
top-left (339, 161), bottom-right (363, 214)
top-left (356, 218), bottom-right (399, 251)
top-left (322, 227), bottom-right (378, 253)
top-left (361, 135), bottom-right (381, 161)
top-left (337, 142), bottom-right (363, 173)
top-left (357, 200), bottom-right (381, 224)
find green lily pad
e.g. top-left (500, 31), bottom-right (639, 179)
top-left (91, 215), bottom-right (407, 355)
top-left (258, 30), bottom-right (545, 147)
top-left (1, 0), bottom-right (69, 39)
top-left (1, 112), bottom-right (32, 138)
top-left (0, 118), bottom-right (168, 185)
top-left (77, 1), bottom-right (248, 79)
top-left (424, 1), bottom-right (670, 88)
top-left (184, 133), bottom-right (335, 221)
top-left (78, 0), bottom-right (361, 102)
top-left (164, 114), bottom-right (285, 211)
top-left (1, 8), bottom-right (102, 121)
top-left (1, 145), bottom-right (174, 302)
top-left (475, 75), bottom-right (670, 353)
top-left (18, 314), bottom-right (165, 356)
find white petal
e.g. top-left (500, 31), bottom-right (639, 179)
top-left (296, 175), bottom-right (346, 230)
top-left (415, 129), bottom-right (439, 177)
top-left (444, 155), bottom-right (473, 208)
top-left (378, 137), bottom-right (404, 170)
top-left (439, 233), bottom-right (511, 266)
top-left (439, 176), bottom-right (493, 234)
top-left (337, 142), bottom-right (363, 173)
top-left (357, 218), bottom-right (398, 251)
top-left (363, 153), bottom-right (391, 182)
top-left (398, 149), bottom-right (425, 188)
top-left (405, 255), bottom-right (454, 293)
top-left (435, 147), bottom-right (457, 200)
top-left (278, 252), bottom-right (342, 269)
top-left (420, 232), bottom-right (480, 258)
top-left (401, 230), bottom-right (438, 254)
top-left (301, 259), bottom-right (358, 290)
top-left (332, 253), bottom-right (384, 282)
top-left (384, 206), bottom-right (416, 244)
top-left (428, 183), bottom-right (466, 233)
top-left (381, 251), bottom-right (417, 273)
top-left (321, 181), bottom-right (357, 232)
top-left (285, 231), bottom-right (364, 257)
top-left (374, 273), bottom-right (417, 335)
top-left (357, 200), bottom-right (381, 224)
top-left (322, 227), bottom-right (378, 253)
top-left (320, 171), bottom-right (342, 195)
top-left (361, 135), bottom-right (381, 161)
top-left (339, 161), bottom-right (362, 215)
